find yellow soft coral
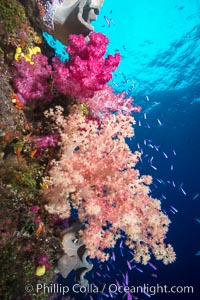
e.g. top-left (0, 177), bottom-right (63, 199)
top-left (14, 46), bottom-right (41, 64)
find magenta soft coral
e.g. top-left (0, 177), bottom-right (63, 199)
top-left (12, 32), bottom-right (120, 106)
top-left (12, 53), bottom-right (53, 104)
top-left (52, 32), bottom-right (120, 100)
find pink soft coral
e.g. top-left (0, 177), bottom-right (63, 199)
top-left (42, 105), bottom-right (176, 264)
top-left (81, 85), bottom-right (135, 117)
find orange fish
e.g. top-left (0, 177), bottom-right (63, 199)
top-left (4, 131), bottom-right (12, 142)
top-left (36, 222), bottom-right (44, 236)
top-left (11, 92), bottom-right (24, 110)
top-left (24, 123), bottom-right (30, 131)
top-left (16, 147), bottom-right (22, 161)
top-left (30, 149), bottom-right (37, 158)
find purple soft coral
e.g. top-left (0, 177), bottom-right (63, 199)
top-left (31, 134), bottom-right (59, 149)
top-left (12, 53), bottom-right (53, 104)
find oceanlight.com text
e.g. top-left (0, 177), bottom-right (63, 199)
top-left (24, 283), bottom-right (195, 297)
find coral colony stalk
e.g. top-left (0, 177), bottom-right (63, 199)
top-left (12, 32), bottom-right (175, 272)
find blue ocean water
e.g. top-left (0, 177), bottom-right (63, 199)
top-left (95, 2), bottom-right (200, 299)
top-left (45, 1), bottom-right (200, 299)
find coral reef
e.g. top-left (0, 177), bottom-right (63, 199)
top-left (0, 2), bottom-right (176, 297)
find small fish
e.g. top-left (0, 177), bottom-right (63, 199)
top-left (30, 149), bottom-right (37, 158)
top-left (36, 222), bottom-right (44, 235)
top-left (112, 81), bottom-right (119, 87)
top-left (173, 149), bottom-right (177, 156)
top-left (157, 118), bottom-right (162, 126)
top-left (154, 145), bottom-right (160, 151)
top-left (104, 16), bottom-right (112, 26)
top-left (151, 165), bottom-right (157, 170)
top-left (150, 157), bottom-right (154, 164)
top-left (163, 152), bottom-right (168, 158)
top-left (125, 272), bottom-right (129, 285)
top-left (143, 290), bottom-right (151, 298)
top-left (181, 187), bottom-right (187, 195)
top-left (156, 178), bottom-right (162, 184)
top-left (136, 267), bottom-right (143, 273)
top-left (148, 144), bottom-right (154, 149)
top-left (138, 120), bottom-right (141, 126)
top-left (102, 292), bottom-right (109, 298)
top-left (120, 247), bottom-right (124, 257)
top-left (171, 164), bottom-right (174, 171)
top-left (121, 72), bottom-right (128, 83)
top-left (146, 95), bottom-right (149, 101)
top-left (16, 147), bottom-right (22, 161)
top-left (170, 205), bottom-right (178, 213)
top-left (112, 251), bottom-right (116, 261)
top-left (148, 262), bottom-right (157, 270)
top-left (178, 183), bottom-right (184, 190)
top-left (4, 131), bottom-right (12, 142)
top-left (115, 279), bottom-right (121, 289)
top-left (127, 260), bottom-right (132, 270)
top-left (174, 79), bottom-right (182, 89)
top-left (144, 112), bottom-right (147, 119)
top-left (193, 193), bottom-right (199, 200)
top-left (108, 289), bottom-right (114, 298)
